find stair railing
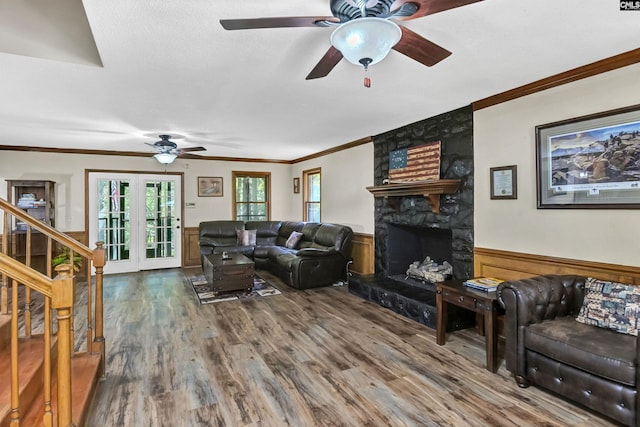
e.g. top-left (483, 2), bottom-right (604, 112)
top-left (0, 197), bottom-right (106, 426)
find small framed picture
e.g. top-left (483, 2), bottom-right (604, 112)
top-left (490, 165), bottom-right (517, 200)
top-left (198, 177), bottom-right (223, 197)
top-left (293, 177), bottom-right (300, 194)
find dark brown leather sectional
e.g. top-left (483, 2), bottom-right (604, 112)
top-left (498, 274), bottom-right (639, 426)
top-left (198, 220), bottom-right (353, 290)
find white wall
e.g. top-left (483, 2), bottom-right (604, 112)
top-left (291, 143), bottom-right (375, 234)
top-left (0, 143), bottom-right (376, 234)
top-left (474, 62), bottom-right (640, 267)
top-left (0, 151), bottom-right (290, 231)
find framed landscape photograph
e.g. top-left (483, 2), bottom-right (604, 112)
top-left (536, 104), bottom-right (640, 209)
top-left (198, 177), bottom-right (223, 197)
top-left (490, 165), bottom-right (517, 200)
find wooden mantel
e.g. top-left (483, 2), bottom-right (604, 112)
top-left (366, 180), bottom-right (462, 213)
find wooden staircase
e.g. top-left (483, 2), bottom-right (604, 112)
top-left (0, 197), bottom-right (106, 426)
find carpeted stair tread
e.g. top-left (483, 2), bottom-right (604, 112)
top-left (0, 335), bottom-right (55, 427)
top-left (20, 352), bottom-right (101, 427)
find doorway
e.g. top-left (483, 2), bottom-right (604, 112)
top-left (88, 172), bottom-right (182, 274)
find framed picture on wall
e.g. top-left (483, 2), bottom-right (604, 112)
top-left (490, 165), bottom-right (517, 199)
top-left (198, 177), bottom-right (223, 197)
top-left (536, 104), bottom-right (640, 209)
top-left (293, 177), bottom-right (300, 194)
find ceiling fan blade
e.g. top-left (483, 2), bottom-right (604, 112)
top-left (306, 46), bottom-right (344, 80)
top-left (393, 26), bottom-right (451, 67)
top-left (396, 0), bottom-right (483, 20)
top-left (220, 16), bottom-right (336, 30)
top-left (179, 146), bottom-right (206, 153)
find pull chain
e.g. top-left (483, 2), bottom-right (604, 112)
top-left (359, 57), bottom-right (372, 88)
top-left (364, 63), bottom-right (371, 88)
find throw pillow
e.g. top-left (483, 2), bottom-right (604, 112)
top-left (575, 277), bottom-right (640, 336)
top-left (285, 231), bottom-right (303, 249)
top-left (236, 229), bottom-right (257, 246)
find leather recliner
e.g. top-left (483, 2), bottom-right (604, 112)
top-left (198, 220), bottom-right (353, 290)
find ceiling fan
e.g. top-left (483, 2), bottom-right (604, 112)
top-left (146, 134), bottom-right (206, 164)
top-left (220, 0), bottom-right (483, 81)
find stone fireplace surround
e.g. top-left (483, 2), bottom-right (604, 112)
top-left (349, 106), bottom-right (475, 331)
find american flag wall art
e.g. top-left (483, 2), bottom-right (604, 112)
top-left (388, 141), bottom-right (441, 182)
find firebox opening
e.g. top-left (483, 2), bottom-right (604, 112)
top-left (385, 223), bottom-right (453, 277)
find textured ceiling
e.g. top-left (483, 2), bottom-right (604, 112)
top-left (0, 0), bottom-right (639, 161)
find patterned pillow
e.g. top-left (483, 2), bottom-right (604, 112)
top-left (285, 231), bottom-right (303, 249)
top-left (575, 277), bottom-right (640, 336)
top-left (235, 229), bottom-right (257, 246)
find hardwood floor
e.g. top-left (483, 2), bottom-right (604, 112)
top-left (85, 268), bottom-right (617, 427)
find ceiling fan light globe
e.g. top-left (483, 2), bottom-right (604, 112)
top-left (154, 152), bottom-right (177, 164)
top-left (330, 18), bottom-right (401, 66)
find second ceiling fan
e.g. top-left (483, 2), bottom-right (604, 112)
top-left (220, 0), bottom-right (483, 80)
top-left (146, 134), bottom-right (206, 164)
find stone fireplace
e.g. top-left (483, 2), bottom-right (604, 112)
top-left (349, 105), bottom-right (475, 330)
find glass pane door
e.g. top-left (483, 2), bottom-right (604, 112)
top-left (138, 176), bottom-right (181, 270)
top-left (98, 179), bottom-right (130, 263)
top-left (89, 172), bottom-right (181, 274)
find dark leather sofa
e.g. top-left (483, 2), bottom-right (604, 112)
top-left (497, 274), bottom-right (639, 426)
top-left (198, 220), bottom-right (353, 289)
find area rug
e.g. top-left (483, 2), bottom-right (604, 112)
top-left (189, 274), bottom-right (281, 304)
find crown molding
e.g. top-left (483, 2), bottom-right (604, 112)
top-left (0, 144), bottom-right (289, 164)
top-left (0, 136), bottom-right (374, 165)
top-left (290, 136), bottom-right (373, 164)
top-left (473, 47), bottom-right (640, 111)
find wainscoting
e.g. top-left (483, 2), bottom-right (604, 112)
top-left (4, 228), bottom-right (203, 269)
top-left (71, 227), bottom-right (203, 269)
top-left (183, 227), bottom-right (201, 267)
top-left (0, 231), bottom-right (87, 250)
top-left (184, 228), bottom-right (374, 273)
top-left (66, 231), bottom-right (88, 246)
top-left (35, 228), bottom-right (374, 272)
top-left (474, 247), bottom-right (640, 285)
top-left (349, 233), bottom-right (374, 275)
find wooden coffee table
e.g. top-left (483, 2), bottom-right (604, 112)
top-left (202, 252), bottom-right (255, 293)
top-left (436, 280), bottom-right (502, 372)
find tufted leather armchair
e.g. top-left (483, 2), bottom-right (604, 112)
top-left (498, 274), bottom-right (640, 426)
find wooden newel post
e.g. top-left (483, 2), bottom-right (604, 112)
top-left (52, 264), bottom-right (75, 427)
top-left (92, 241), bottom-right (106, 377)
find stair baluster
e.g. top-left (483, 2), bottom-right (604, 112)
top-left (0, 197), bottom-right (106, 427)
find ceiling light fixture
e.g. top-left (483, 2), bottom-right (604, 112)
top-left (330, 17), bottom-right (402, 88)
top-left (154, 152), bottom-right (177, 164)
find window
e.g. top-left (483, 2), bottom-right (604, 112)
top-left (303, 168), bottom-right (321, 222)
top-left (233, 171), bottom-right (270, 221)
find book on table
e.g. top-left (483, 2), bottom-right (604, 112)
top-left (463, 277), bottom-right (504, 291)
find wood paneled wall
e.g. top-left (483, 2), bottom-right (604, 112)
top-left (183, 227), bottom-right (201, 267)
top-left (349, 233), bottom-right (374, 275)
top-left (54, 229), bottom-right (202, 269)
top-left (54, 229), bottom-right (204, 269)
top-left (67, 231), bottom-right (88, 246)
top-left (474, 247), bottom-right (640, 285)
top-left (183, 228), bottom-right (375, 274)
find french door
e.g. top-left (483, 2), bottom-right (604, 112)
top-left (88, 172), bottom-right (182, 274)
